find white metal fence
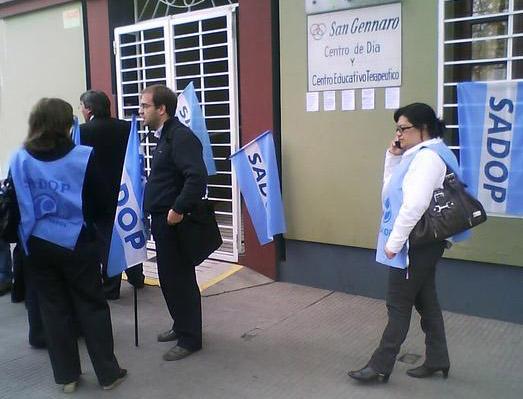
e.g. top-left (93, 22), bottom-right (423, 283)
top-left (114, 4), bottom-right (240, 263)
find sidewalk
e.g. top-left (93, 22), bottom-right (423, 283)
top-left (1, 264), bottom-right (522, 399)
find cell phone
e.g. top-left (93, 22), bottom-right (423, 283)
top-left (394, 140), bottom-right (401, 149)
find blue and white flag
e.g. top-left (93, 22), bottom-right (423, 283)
top-left (230, 130), bottom-right (286, 245)
top-left (107, 115), bottom-right (148, 277)
top-left (458, 81), bottom-right (523, 216)
top-left (176, 81), bottom-right (217, 175)
top-left (71, 116), bottom-right (81, 145)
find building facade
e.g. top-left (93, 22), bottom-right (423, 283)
top-left (1, 0), bottom-right (521, 323)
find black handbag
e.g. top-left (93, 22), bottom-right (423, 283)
top-left (0, 176), bottom-right (20, 243)
top-left (409, 169), bottom-right (487, 247)
top-left (177, 199), bottom-right (223, 266)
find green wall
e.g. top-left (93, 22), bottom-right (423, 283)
top-left (280, 0), bottom-right (523, 267)
top-left (0, 2), bottom-right (86, 175)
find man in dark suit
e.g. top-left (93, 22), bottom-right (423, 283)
top-left (139, 85), bottom-right (207, 361)
top-left (79, 90), bottom-right (145, 300)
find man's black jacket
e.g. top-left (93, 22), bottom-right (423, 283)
top-left (144, 117), bottom-right (207, 214)
top-left (80, 117), bottom-right (129, 218)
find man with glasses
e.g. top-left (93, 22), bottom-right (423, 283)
top-left (139, 84), bottom-right (207, 361)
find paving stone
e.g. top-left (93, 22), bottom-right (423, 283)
top-left (0, 267), bottom-right (521, 399)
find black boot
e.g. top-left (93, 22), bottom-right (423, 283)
top-left (406, 364), bottom-right (449, 379)
top-left (0, 280), bottom-right (11, 296)
top-left (348, 365), bottom-right (390, 383)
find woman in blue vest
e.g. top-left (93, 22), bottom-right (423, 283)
top-left (348, 103), bottom-right (468, 383)
top-left (9, 98), bottom-right (126, 393)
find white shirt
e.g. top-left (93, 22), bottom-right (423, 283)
top-left (383, 138), bottom-right (446, 253)
top-left (154, 125), bottom-right (164, 139)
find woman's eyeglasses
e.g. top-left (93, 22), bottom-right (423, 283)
top-left (395, 125), bottom-right (415, 133)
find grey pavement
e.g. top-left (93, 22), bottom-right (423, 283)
top-left (1, 266), bottom-right (522, 399)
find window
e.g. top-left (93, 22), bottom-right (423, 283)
top-left (439, 0), bottom-right (523, 148)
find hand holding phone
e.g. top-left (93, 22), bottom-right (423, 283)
top-left (389, 139), bottom-right (404, 155)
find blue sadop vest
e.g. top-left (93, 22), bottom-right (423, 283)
top-left (376, 141), bottom-right (470, 269)
top-left (10, 145), bottom-right (92, 254)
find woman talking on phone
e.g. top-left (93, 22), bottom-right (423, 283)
top-left (348, 103), bottom-right (470, 383)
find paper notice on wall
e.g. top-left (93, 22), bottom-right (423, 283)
top-left (341, 90), bottom-right (355, 111)
top-left (63, 8), bottom-right (81, 29)
top-left (306, 92), bottom-right (319, 112)
top-left (385, 87), bottom-right (400, 109)
top-left (323, 91), bottom-right (336, 111)
top-left (361, 89), bottom-right (375, 110)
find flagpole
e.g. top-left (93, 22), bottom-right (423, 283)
top-left (106, 113), bottom-right (146, 346)
top-left (134, 286), bottom-right (139, 347)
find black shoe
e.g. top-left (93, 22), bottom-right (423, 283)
top-left (407, 364), bottom-right (449, 379)
top-left (104, 292), bottom-right (120, 301)
top-left (29, 335), bottom-right (47, 349)
top-left (129, 280), bottom-right (145, 289)
top-left (103, 368), bottom-right (127, 390)
top-left (348, 365), bottom-right (390, 383)
top-left (157, 329), bottom-right (178, 342)
top-left (0, 281), bottom-right (12, 296)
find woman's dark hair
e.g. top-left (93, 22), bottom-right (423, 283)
top-left (394, 102), bottom-right (445, 138)
top-left (25, 98), bottom-right (73, 152)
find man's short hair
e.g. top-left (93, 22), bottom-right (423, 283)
top-left (80, 90), bottom-right (111, 118)
top-left (141, 85), bottom-right (178, 117)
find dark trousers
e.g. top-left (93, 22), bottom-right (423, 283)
top-left (23, 263), bottom-right (46, 347)
top-left (369, 241), bottom-right (449, 374)
top-left (151, 213), bottom-right (202, 351)
top-left (11, 243), bottom-right (25, 302)
top-left (24, 236), bottom-right (121, 385)
top-left (11, 243), bottom-right (45, 346)
top-left (97, 218), bottom-right (144, 297)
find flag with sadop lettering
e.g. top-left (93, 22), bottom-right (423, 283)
top-left (176, 81), bottom-right (217, 175)
top-left (458, 81), bottom-right (523, 216)
top-left (107, 115), bottom-right (148, 277)
top-left (230, 130), bottom-right (286, 245)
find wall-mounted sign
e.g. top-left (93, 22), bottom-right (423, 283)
top-left (63, 8), bottom-right (81, 29)
top-left (305, 0), bottom-right (400, 15)
top-left (307, 2), bottom-right (401, 91)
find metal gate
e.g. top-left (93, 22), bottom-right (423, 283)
top-left (114, 4), bottom-right (240, 263)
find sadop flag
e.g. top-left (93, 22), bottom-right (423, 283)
top-left (107, 115), bottom-right (148, 277)
top-left (71, 116), bottom-right (81, 145)
top-left (458, 81), bottom-right (523, 216)
top-left (176, 81), bottom-right (217, 175)
top-left (230, 130), bottom-right (286, 245)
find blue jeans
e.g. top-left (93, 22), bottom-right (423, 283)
top-left (0, 239), bottom-right (12, 283)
